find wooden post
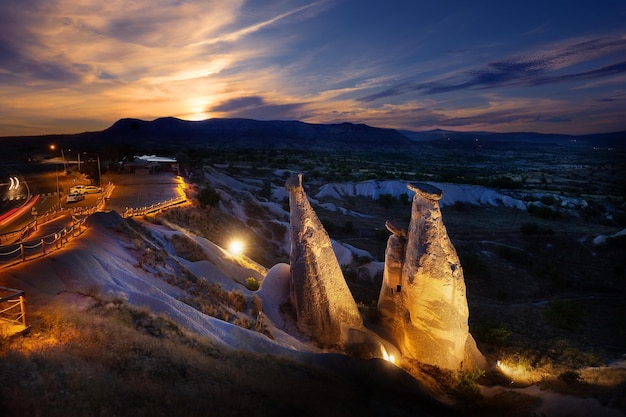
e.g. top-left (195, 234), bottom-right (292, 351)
top-left (20, 244), bottom-right (25, 262)
top-left (41, 238), bottom-right (46, 255)
top-left (19, 295), bottom-right (28, 327)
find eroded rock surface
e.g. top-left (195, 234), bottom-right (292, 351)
top-left (378, 183), bottom-right (486, 370)
top-left (286, 174), bottom-right (363, 347)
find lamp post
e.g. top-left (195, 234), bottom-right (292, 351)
top-left (82, 152), bottom-right (102, 185)
top-left (55, 165), bottom-right (61, 208)
top-left (50, 144), bottom-right (67, 173)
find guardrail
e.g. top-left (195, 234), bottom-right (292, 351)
top-left (0, 182), bottom-right (114, 246)
top-left (0, 286), bottom-right (29, 337)
top-left (0, 217), bottom-right (88, 268)
top-left (0, 181), bottom-right (184, 267)
top-left (122, 195), bottom-right (187, 218)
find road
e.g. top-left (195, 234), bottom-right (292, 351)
top-left (104, 168), bottom-right (185, 215)
top-left (2, 161), bottom-right (185, 242)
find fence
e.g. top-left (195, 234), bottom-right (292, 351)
top-left (0, 182), bottom-right (114, 246)
top-left (122, 195), bottom-right (187, 218)
top-left (0, 216), bottom-right (89, 268)
top-left (0, 287), bottom-right (29, 338)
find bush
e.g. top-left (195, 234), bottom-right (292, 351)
top-left (170, 234), bottom-right (206, 262)
top-left (558, 370), bottom-right (582, 385)
top-left (197, 186), bottom-right (220, 209)
top-left (377, 193), bottom-right (395, 209)
top-left (540, 195), bottom-right (556, 206)
top-left (521, 222), bottom-right (540, 235)
top-left (474, 322), bottom-right (512, 345)
top-left (527, 204), bottom-right (558, 219)
top-left (455, 369), bottom-right (485, 401)
top-left (226, 291), bottom-right (247, 312)
top-left (490, 176), bottom-right (521, 189)
top-left (544, 300), bottom-right (585, 331)
top-left (245, 277), bottom-right (260, 291)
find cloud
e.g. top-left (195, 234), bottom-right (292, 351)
top-left (209, 95), bottom-right (309, 120)
top-left (357, 34), bottom-right (626, 102)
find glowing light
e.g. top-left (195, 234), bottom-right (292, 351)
top-left (380, 344), bottom-right (396, 364)
top-left (228, 240), bottom-right (244, 256)
top-left (496, 359), bottom-right (532, 383)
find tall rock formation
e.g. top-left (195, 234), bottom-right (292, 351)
top-left (378, 183), bottom-right (486, 371)
top-left (286, 174), bottom-right (363, 347)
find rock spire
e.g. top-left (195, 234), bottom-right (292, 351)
top-left (378, 183), bottom-right (485, 370)
top-left (286, 174), bottom-right (363, 347)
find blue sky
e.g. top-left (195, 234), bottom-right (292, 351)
top-left (0, 0), bottom-right (624, 136)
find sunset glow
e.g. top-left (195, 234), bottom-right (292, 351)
top-left (1, 1), bottom-right (624, 136)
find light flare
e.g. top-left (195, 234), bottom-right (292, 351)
top-left (228, 240), bottom-right (244, 256)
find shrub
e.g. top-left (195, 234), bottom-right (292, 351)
top-left (227, 291), bottom-right (247, 312)
top-left (251, 295), bottom-right (263, 316)
top-left (377, 193), bottom-right (395, 209)
top-left (558, 370), bottom-right (582, 385)
top-left (527, 204), bottom-right (558, 219)
top-left (341, 264), bottom-right (359, 281)
top-left (496, 246), bottom-right (531, 266)
top-left (544, 300), bottom-right (585, 331)
top-left (474, 322), bottom-right (512, 345)
top-left (197, 186), bottom-right (220, 209)
top-left (245, 277), bottom-right (260, 291)
top-left (455, 369), bottom-right (485, 401)
top-left (170, 234), bottom-right (206, 262)
top-left (521, 222), bottom-right (540, 235)
top-left (490, 176), bottom-right (521, 189)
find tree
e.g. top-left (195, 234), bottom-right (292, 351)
top-left (377, 193), bottom-right (395, 209)
top-left (198, 186), bottom-right (220, 209)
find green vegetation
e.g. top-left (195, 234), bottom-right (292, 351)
top-left (544, 300), bottom-right (585, 331)
top-left (197, 185), bottom-right (220, 209)
top-left (474, 322), bottom-right (512, 345)
top-left (245, 277), bottom-right (260, 291)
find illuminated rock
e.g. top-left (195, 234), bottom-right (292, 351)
top-left (286, 174), bottom-right (363, 347)
top-left (378, 183), bottom-right (486, 371)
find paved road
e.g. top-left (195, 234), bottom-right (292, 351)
top-left (2, 168), bottom-right (184, 245)
top-left (104, 169), bottom-right (184, 215)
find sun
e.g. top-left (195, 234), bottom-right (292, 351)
top-left (186, 97), bottom-right (212, 121)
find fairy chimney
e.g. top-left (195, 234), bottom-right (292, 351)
top-left (378, 183), bottom-right (486, 370)
top-left (286, 174), bottom-right (363, 347)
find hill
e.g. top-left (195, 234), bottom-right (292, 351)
top-left (0, 117), bottom-right (415, 156)
top-left (399, 128), bottom-right (626, 150)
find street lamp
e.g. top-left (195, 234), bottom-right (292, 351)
top-left (50, 144), bottom-right (67, 172)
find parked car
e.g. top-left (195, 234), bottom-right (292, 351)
top-left (70, 185), bottom-right (102, 194)
top-left (66, 192), bottom-right (85, 203)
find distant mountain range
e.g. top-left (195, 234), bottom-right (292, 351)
top-left (399, 128), bottom-right (625, 149)
top-left (1, 117), bottom-right (624, 156)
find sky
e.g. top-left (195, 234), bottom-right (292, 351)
top-left (0, 0), bottom-right (625, 136)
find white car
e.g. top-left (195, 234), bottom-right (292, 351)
top-left (70, 185), bottom-right (102, 194)
top-left (66, 192), bottom-right (85, 203)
